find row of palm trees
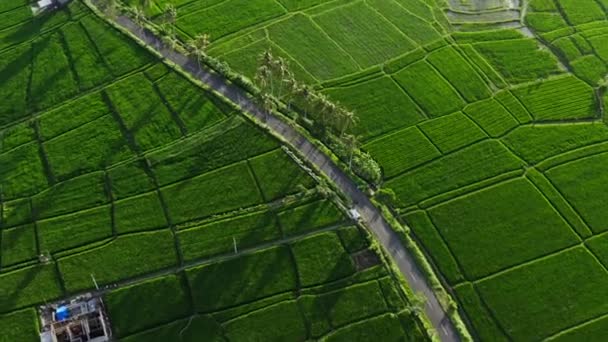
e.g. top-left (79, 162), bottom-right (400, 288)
top-left (255, 50), bottom-right (358, 138)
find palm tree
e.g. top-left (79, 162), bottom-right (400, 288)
top-left (343, 134), bottom-right (359, 171)
top-left (140, 0), bottom-right (151, 11)
top-left (132, 7), bottom-right (146, 34)
top-left (261, 93), bottom-right (275, 122)
top-left (194, 33), bottom-right (210, 52)
top-left (164, 5), bottom-right (177, 36)
top-left (340, 109), bottom-right (358, 136)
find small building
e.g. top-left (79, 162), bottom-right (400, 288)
top-left (31, 0), bottom-right (70, 15)
top-left (39, 294), bottom-right (111, 342)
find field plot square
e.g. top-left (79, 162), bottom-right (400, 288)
top-left (267, 14), bottom-right (359, 80)
top-left (559, 0), bottom-right (606, 25)
top-left (223, 301), bottom-right (307, 341)
top-left (475, 247), bottom-right (608, 340)
top-left (114, 192), bottom-right (168, 234)
top-left (248, 149), bottom-right (315, 201)
top-left (45, 114), bottom-right (133, 180)
top-left (59, 230), bottom-right (178, 292)
top-left (30, 33), bottom-right (79, 111)
top-left (386, 140), bottom-right (524, 207)
top-left (119, 315), bottom-right (222, 342)
top-left (178, 210), bottom-right (281, 261)
top-left (547, 152), bottom-right (608, 233)
top-left (277, 199), bottom-right (345, 236)
top-left (105, 73), bottom-right (182, 151)
top-left (0, 122), bottom-right (35, 153)
top-left (472, 38), bottom-right (561, 83)
top-left (162, 162), bottom-right (263, 224)
top-left (463, 98), bottom-right (518, 137)
top-left (0, 224), bottom-right (37, 267)
top-left (313, 2), bottom-right (414, 68)
top-left (291, 232), bottom-right (355, 287)
top-left (0, 309), bottom-right (39, 342)
top-left (0, 44), bottom-right (32, 125)
top-left (0, 263), bottom-right (63, 312)
top-left (419, 111), bottom-right (487, 153)
top-left (366, 0), bottom-right (441, 45)
top-left (324, 313), bottom-right (406, 341)
top-left (2, 198), bottom-right (32, 228)
top-left (105, 275), bottom-right (190, 338)
top-left (186, 246), bottom-right (297, 311)
top-left (548, 314), bottom-right (608, 342)
top-left (37, 205), bottom-right (112, 253)
top-left (32, 171), bottom-right (108, 219)
top-left (426, 46), bottom-right (491, 102)
top-left (108, 160), bottom-right (157, 199)
top-left (324, 76), bottom-right (425, 139)
top-left (0, 142), bottom-right (47, 200)
top-left (393, 61), bottom-right (465, 117)
top-left (588, 233), bottom-right (608, 269)
top-left (364, 126), bottom-right (441, 178)
top-left (176, 0), bottom-right (285, 39)
top-left (155, 72), bottom-right (227, 133)
top-left (428, 178), bottom-right (579, 279)
top-left (512, 75), bottom-right (596, 121)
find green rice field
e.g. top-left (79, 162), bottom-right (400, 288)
top-left (0, 1), bottom-right (428, 341)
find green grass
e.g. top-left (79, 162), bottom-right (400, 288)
top-left (386, 140), bottom-right (525, 207)
top-left (176, 0), bottom-right (285, 39)
top-left (553, 38), bottom-right (583, 61)
top-left (186, 246), bottom-right (297, 311)
top-left (0, 122), bottom-right (35, 153)
top-left (59, 230), bottom-right (178, 292)
top-left (1, 198), bottom-right (31, 228)
top-left (267, 13), bottom-right (359, 80)
top-left (223, 301), bottom-right (307, 341)
top-left (502, 123), bottom-right (608, 164)
top-left (419, 111), bottom-right (487, 153)
top-left (105, 73), bottom-right (182, 151)
top-left (0, 142), bottom-right (47, 200)
top-left (162, 162), bottom-right (263, 225)
top-left (38, 91), bottom-right (109, 140)
top-left (453, 283), bottom-right (509, 341)
top-left (105, 274), bottom-right (191, 337)
top-left (393, 61), bottom-right (465, 117)
top-left (81, 15), bottom-right (152, 76)
top-left (44, 114), bottom-right (132, 180)
top-left (494, 90), bottom-right (532, 123)
top-left (549, 315), bottom-right (608, 342)
top-left (277, 199), bottom-right (346, 236)
top-left (463, 98), bottom-right (519, 137)
top-left (108, 160), bottom-right (156, 200)
top-left (30, 33), bottom-right (79, 111)
top-left (558, 0), bottom-right (606, 25)
top-left (571, 55), bottom-right (608, 85)
top-left (120, 315), bottom-right (224, 342)
top-left (0, 44), bottom-right (32, 126)
top-left (324, 76), bottom-right (424, 139)
top-left (404, 211), bottom-right (464, 284)
top-left (32, 171), bottom-right (108, 219)
top-left (114, 191), bottom-right (168, 234)
top-left (526, 13), bottom-right (568, 32)
top-left (37, 205), bottom-right (112, 253)
top-left (428, 178), bottom-right (579, 279)
top-left (0, 263), bottom-right (63, 313)
top-left (426, 46), bottom-right (491, 102)
top-left (473, 39), bottom-right (561, 83)
top-left (364, 126), bottom-right (441, 178)
top-left (324, 313), bottom-right (405, 341)
top-left (547, 152), bottom-right (608, 233)
top-left (587, 233), bottom-right (608, 270)
top-left (149, 117), bottom-right (277, 186)
top-left (178, 210), bottom-right (281, 261)
top-left (291, 232), bottom-right (356, 287)
top-left (476, 247), bottom-right (608, 341)
top-left (61, 22), bottom-right (113, 90)
top-left (0, 309), bottom-right (39, 342)
top-left (336, 226), bottom-right (367, 253)
top-left (313, 2), bottom-right (414, 68)
top-left (512, 75), bottom-right (596, 121)
top-left (155, 72), bottom-right (227, 133)
top-left (367, 0), bottom-right (441, 45)
top-left (1, 224), bottom-right (37, 267)
top-left (248, 149), bottom-right (315, 201)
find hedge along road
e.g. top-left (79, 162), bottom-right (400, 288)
top-left (94, 5), bottom-right (460, 341)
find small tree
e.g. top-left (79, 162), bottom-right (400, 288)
top-left (342, 133), bottom-right (359, 171)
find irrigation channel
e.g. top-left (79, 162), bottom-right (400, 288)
top-left (91, 4), bottom-right (461, 341)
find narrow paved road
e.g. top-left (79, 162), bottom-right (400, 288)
top-left (102, 8), bottom-right (460, 342)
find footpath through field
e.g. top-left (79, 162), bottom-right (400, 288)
top-left (97, 6), bottom-right (460, 341)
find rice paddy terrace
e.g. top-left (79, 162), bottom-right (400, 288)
top-left (0, 1), bottom-right (430, 341)
top-left (135, 0), bottom-right (608, 340)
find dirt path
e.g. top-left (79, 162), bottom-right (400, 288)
top-left (98, 7), bottom-right (460, 341)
